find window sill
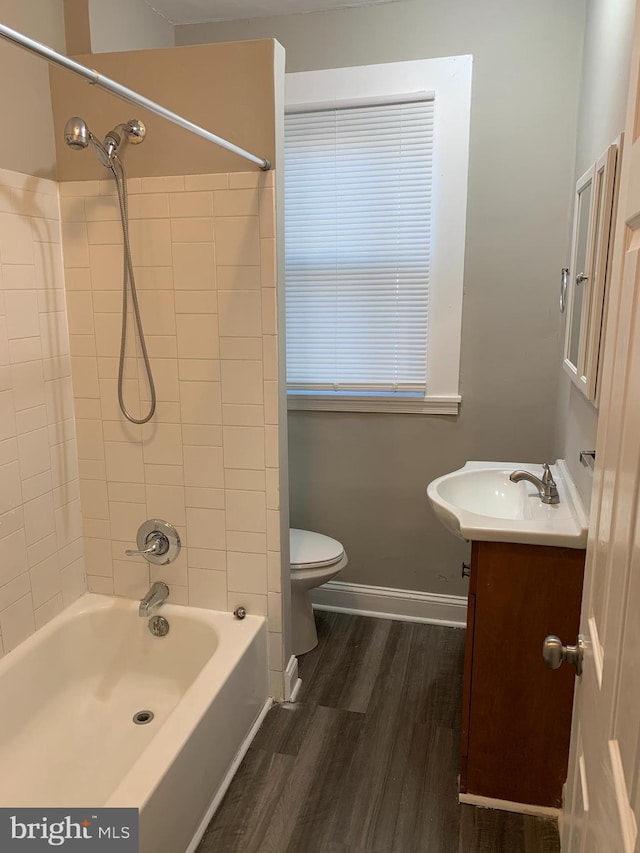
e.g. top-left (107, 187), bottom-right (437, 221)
top-left (287, 394), bottom-right (461, 414)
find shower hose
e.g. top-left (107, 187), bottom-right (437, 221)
top-left (109, 154), bottom-right (157, 424)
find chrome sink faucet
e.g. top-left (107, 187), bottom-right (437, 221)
top-left (139, 581), bottom-right (169, 617)
top-left (509, 463), bottom-right (560, 505)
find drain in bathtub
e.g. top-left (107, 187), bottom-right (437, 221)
top-left (133, 710), bottom-right (155, 725)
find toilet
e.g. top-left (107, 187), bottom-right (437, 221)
top-left (290, 528), bottom-right (348, 656)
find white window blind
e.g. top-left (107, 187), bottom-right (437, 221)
top-left (284, 98), bottom-right (434, 395)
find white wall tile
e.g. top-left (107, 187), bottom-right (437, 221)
top-left (146, 484), bottom-right (187, 527)
top-left (55, 498), bottom-right (83, 549)
top-left (129, 219), bottom-right (173, 266)
top-left (225, 469), bottom-right (266, 491)
top-left (30, 553), bottom-right (61, 609)
top-left (215, 217), bottom-right (260, 266)
top-left (188, 567), bottom-right (226, 610)
top-left (0, 528), bottom-right (28, 586)
top-left (0, 461), bottom-right (23, 515)
top-left (141, 423), bottom-right (183, 466)
top-left (5, 291), bottom-right (39, 339)
top-left (223, 426), bottom-right (265, 470)
top-left (218, 291), bottom-right (262, 337)
top-left (227, 551), bottom-right (267, 594)
top-left (171, 217), bottom-right (214, 243)
top-left (60, 557), bottom-right (86, 606)
top-left (188, 548), bottom-right (227, 570)
top-left (223, 405), bottom-right (265, 428)
top-left (17, 427), bottom-right (50, 480)
top-left (0, 390), bottom-right (16, 441)
top-left (227, 531), bottom-right (267, 554)
top-left (172, 242), bottom-right (216, 290)
top-left (11, 361), bottom-right (45, 411)
top-left (34, 593), bottom-right (64, 629)
top-left (184, 174), bottom-right (228, 192)
top-left (217, 266), bottom-right (261, 291)
top-left (186, 507), bottom-right (226, 550)
top-left (176, 314), bottom-right (219, 359)
top-left (184, 487), bottom-right (225, 510)
top-left (214, 189), bottom-right (259, 218)
top-left (170, 192), bottom-right (214, 218)
top-left (55, 173), bottom-right (285, 653)
top-left (113, 560), bottom-right (150, 598)
top-left (221, 361), bottom-right (264, 405)
top-left (180, 381), bottom-right (222, 426)
top-left (0, 593), bottom-right (35, 652)
top-left (226, 490), bottom-right (267, 533)
top-left (184, 445), bottom-right (224, 489)
top-left (104, 441), bottom-right (144, 483)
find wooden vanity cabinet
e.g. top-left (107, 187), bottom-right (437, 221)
top-left (460, 540), bottom-right (585, 808)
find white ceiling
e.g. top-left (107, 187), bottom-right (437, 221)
top-left (144, 0), bottom-right (399, 25)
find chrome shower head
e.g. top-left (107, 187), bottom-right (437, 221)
top-left (63, 116), bottom-right (112, 167)
top-left (64, 116), bottom-right (146, 166)
top-left (64, 116), bottom-right (90, 150)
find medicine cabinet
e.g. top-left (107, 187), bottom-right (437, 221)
top-left (563, 136), bottom-right (622, 404)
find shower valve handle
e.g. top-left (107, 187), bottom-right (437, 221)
top-left (126, 532), bottom-right (168, 558)
top-left (125, 519), bottom-right (181, 566)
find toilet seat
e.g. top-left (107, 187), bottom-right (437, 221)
top-left (290, 528), bottom-right (344, 571)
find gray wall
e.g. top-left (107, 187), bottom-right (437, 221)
top-left (88, 0), bottom-right (174, 52)
top-left (555, 0), bottom-right (635, 510)
top-left (178, 0), bottom-right (585, 596)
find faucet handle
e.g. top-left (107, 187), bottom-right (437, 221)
top-left (125, 532), bottom-right (167, 558)
top-left (542, 463), bottom-right (555, 484)
top-left (126, 519), bottom-right (181, 566)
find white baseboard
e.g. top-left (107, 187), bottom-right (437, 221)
top-left (311, 580), bottom-right (467, 628)
top-left (284, 654), bottom-right (302, 701)
top-left (185, 698), bottom-right (273, 853)
top-left (459, 792), bottom-right (561, 819)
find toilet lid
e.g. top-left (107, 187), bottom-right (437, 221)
top-left (290, 528), bottom-right (345, 570)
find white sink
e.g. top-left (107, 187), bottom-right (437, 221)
top-left (426, 461), bottom-right (588, 547)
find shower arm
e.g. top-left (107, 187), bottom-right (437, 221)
top-left (0, 22), bottom-right (271, 171)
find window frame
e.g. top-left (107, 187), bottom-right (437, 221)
top-left (285, 57), bottom-right (472, 415)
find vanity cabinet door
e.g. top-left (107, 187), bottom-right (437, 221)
top-left (461, 541), bottom-right (585, 807)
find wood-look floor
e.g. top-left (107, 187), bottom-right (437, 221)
top-left (198, 611), bottom-right (561, 853)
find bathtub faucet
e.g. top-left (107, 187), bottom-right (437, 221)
top-left (139, 581), bottom-right (169, 617)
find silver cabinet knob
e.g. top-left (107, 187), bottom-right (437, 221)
top-left (543, 634), bottom-right (584, 676)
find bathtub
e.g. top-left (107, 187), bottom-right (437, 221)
top-left (0, 593), bottom-right (269, 853)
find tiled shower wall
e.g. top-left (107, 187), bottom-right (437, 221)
top-left (0, 167), bottom-right (85, 655)
top-left (59, 171), bottom-right (284, 687)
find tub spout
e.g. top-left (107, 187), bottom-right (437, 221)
top-left (139, 581), bottom-right (169, 617)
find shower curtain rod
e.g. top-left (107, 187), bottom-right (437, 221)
top-left (0, 22), bottom-right (272, 171)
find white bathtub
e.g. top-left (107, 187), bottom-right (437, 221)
top-left (0, 593), bottom-right (269, 852)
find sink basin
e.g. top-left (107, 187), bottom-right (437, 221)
top-left (426, 461), bottom-right (588, 547)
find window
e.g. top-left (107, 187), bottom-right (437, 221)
top-left (285, 58), bottom-right (472, 414)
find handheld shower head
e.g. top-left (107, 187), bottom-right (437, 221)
top-left (64, 117), bottom-right (90, 150)
top-left (63, 116), bottom-right (112, 167)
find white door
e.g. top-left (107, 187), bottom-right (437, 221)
top-left (562, 4), bottom-right (640, 851)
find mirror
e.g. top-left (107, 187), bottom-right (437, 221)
top-left (563, 137), bottom-right (621, 404)
top-left (567, 172), bottom-right (592, 371)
